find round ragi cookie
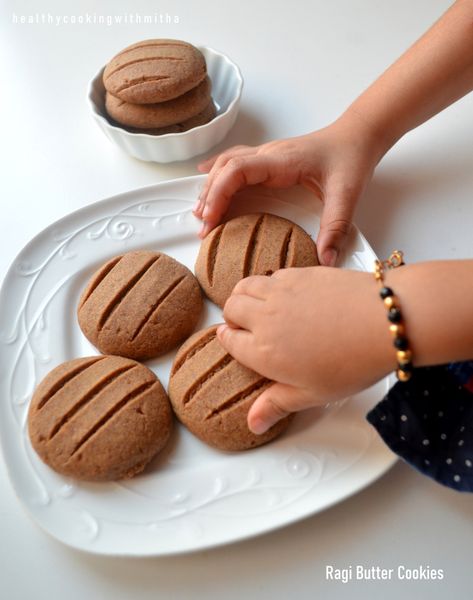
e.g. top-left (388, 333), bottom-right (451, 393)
top-left (168, 325), bottom-right (293, 451)
top-left (103, 39), bottom-right (207, 104)
top-left (28, 356), bottom-right (173, 481)
top-left (78, 251), bottom-right (203, 360)
top-left (195, 213), bottom-right (319, 308)
top-left (105, 76), bottom-right (211, 129)
top-left (123, 101), bottom-right (216, 135)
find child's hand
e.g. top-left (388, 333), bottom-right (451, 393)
top-left (217, 267), bottom-right (395, 434)
top-left (195, 113), bottom-right (383, 266)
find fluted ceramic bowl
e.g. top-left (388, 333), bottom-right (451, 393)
top-left (87, 46), bottom-right (243, 163)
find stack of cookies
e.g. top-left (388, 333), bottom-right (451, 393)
top-left (103, 39), bottom-right (216, 135)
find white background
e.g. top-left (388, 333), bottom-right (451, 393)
top-left (1, 1), bottom-right (472, 599)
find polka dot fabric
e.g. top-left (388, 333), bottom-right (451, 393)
top-left (367, 362), bottom-right (473, 492)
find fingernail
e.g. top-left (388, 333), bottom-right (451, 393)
top-left (216, 324), bottom-right (228, 337)
top-left (322, 248), bottom-right (338, 267)
top-left (193, 199), bottom-right (201, 213)
top-left (250, 418), bottom-right (270, 435)
top-left (202, 206), bottom-right (210, 220)
top-left (199, 222), bottom-right (209, 238)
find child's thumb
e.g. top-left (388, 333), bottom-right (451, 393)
top-left (316, 192), bottom-right (356, 267)
top-left (247, 382), bottom-right (314, 435)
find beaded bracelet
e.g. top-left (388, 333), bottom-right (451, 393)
top-left (374, 250), bottom-right (413, 382)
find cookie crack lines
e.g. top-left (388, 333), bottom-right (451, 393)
top-left (183, 354), bottom-right (233, 405)
top-left (170, 329), bottom-right (217, 376)
top-left (115, 75), bottom-right (172, 95)
top-left (36, 357), bottom-right (105, 410)
top-left (104, 57), bottom-right (184, 81)
top-left (48, 364), bottom-right (136, 440)
top-left (68, 380), bottom-right (157, 458)
top-left (243, 214), bottom-right (265, 278)
top-left (77, 256), bottom-right (122, 310)
top-left (129, 274), bottom-right (187, 342)
top-left (207, 223), bottom-right (226, 286)
top-left (204, 379), bottom-right (271, 420)
top-left (96, 255), bottom-right (160, 331)
top-left (281, 227), bottom-right (294, 268)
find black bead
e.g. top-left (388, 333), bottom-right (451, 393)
top-left (388, 308), bottom-right (402, 323)
top-left (394, 336), bottom-right (409, 350)
top-left (380, 286), bottom-right (394, 299)
top-left (398, 361), bottom-right (413, 372)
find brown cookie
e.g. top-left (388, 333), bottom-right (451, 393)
top-left (124, 101), bottom-right (217, 135)
top-left (78, 251), bottom-right (203, 360)
top-left (195, 213), bottom-right (319, 308)
top-left (103, 39), bottom-right (207, 104)
top-left (168, 325), bottom-right (293, 451)
top-left (105, 76), bottom-right (211, 129)
top-left (28, 356), bottom-right (173, 481)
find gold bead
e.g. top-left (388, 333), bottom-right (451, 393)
top-left (384, 295), bottom-right (398, 309)
top-left (375, 271), bottom-right (383, 282)
top-left (390, 251), bottom-right (404, 267)
top-left (397, 369), bottom-right (412, 382)
top-left (389, 323), bottom-right (405, 337)
top-left (397, 349), bottom-right (412, 364)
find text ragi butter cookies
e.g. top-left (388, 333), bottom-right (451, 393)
top-left (78, 251), bottom-right (202, 360)
top-left (168, 325), bottom-right (293, 451)
top-left (195, 213), bottom-right (319, 308)
top-left (28, 356), bottom-right (173, 481)
top-left (103, 39), bottom-right (216, 133)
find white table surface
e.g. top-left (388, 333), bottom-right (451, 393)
top-left (1, 0), bottom-right (472, 598)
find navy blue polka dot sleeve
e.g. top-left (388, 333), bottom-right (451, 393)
top-left (366, 361), bottom-right (473, 492)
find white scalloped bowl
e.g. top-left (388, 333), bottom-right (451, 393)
top-left (87, 46), bottom-right (243, 163)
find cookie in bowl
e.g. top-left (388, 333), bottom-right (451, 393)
top-left (121, 101), bottom-right (216, 135)
top-left (88, 45), bottom-right (243, 162)
top-left (105, 76), bottom-right (212, 129)
top-left (103, 39), bottom-right (207, 104)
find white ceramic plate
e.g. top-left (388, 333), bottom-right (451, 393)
top-left (0, 175), bottom-right (396, 556)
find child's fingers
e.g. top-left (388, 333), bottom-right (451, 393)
top-left (194, 147), bottom-right (257, 221)
top-left (223, 293), bottom-right (264, 330)
top-left (232, 275), bottom-right (274, 300)
top-left (197, 145), bottom-right (252, 174)
top-left (196, 147), bottom-right (257, 213)
top-left (247, 383), bottom-right (315, 434)
top-left (216, 323), bottom-right (256, 367)
top-left (201, 155), bottom-right (273, 227)
top-left (316, 188), bottom-right (357, 267)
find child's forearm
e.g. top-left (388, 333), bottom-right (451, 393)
top-left (385, 260), bottom-right (473, 368)
top-left (341, 0), bottom-right (473, 160)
